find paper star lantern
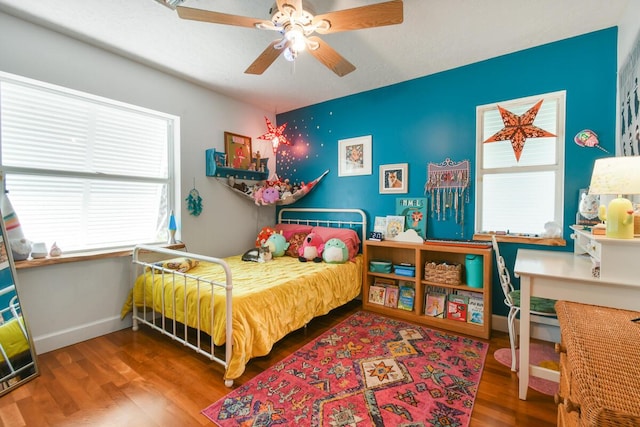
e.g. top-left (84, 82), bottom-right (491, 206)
top-left (483, 99), bottom-right (556, 162)
top-left (258, 116), bottom-right (290, 154)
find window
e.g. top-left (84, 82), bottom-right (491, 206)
top-left (475, 91), bottom-right (565, 235)
top-left (0, 72), bottom-right (178, 253)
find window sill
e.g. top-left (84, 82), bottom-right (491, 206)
top-left (473, 233), bottom-right (566, 247)
top-left (14, 243), bottom-right (186, 270)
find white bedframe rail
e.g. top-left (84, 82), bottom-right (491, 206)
top-left (131, 245), bottom-right (234, 387)
top-left (130, 208), bottom-right (367, 387)
top-left (278, 208), bottom-right (368, 244)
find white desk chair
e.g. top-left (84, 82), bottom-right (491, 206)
top-left (491, 235), bottom-right (557, 371)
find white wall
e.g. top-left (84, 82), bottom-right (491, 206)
top-left (0, 12), bottom-right (276, 353)
top-left (617, 0), bottom-right (640, 63)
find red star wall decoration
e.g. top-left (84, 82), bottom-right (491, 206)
top-left (483, 99), bottom-right (556, 161)
top-left (258, 116), bottom-right (290, 154)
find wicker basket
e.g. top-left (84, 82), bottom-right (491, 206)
top-left (424, 261), bottom-right (461, 285)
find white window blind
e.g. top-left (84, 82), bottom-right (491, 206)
top-left (476, 91), bottom-right (565, 235)
top-left (0, 72), bottom-right (176, 252)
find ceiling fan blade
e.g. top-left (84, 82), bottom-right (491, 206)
top-left (306, 36), bottom-right (355, 77)
top-left (312, 0), bottom-right (403, 34)
top-left (245, 41), bottom-right (285, 75)
top-left (177, 6), bottom-right (267, 29)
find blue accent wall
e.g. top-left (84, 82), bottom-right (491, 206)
top-left (276, 28), bottom-right (618, 316)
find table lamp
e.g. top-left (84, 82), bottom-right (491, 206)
top-left (588, 156), bottom-right (640, 239)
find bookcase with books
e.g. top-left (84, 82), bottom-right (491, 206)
top-left (363, 239), bottom-right (493, 339)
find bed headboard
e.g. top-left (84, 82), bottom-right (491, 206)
top-left (277, 208), bottom-right (368, 246)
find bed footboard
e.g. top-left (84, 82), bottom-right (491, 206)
top-left (131, 245), bottom-right (234, 387)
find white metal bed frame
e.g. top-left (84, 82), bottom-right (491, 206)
top-left (130, 207), bottom-right (366, 387)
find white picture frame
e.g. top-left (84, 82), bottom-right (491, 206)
top-left (379, 163), bottom-right (408, 194)
top-left (338, 135), bottom-right (372, 177)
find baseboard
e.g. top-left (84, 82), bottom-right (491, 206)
top-left (32, 315), bottom-right (133, 355)
top-left (492, 314), bottom-right (560, 343)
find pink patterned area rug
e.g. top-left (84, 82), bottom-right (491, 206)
top-left (493, 342), bottom-right (559, 396)
top-left (202, 311), bottom-right (488, 426)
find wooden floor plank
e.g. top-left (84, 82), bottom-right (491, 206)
top-left (0, 301), bottom-right (557, 426)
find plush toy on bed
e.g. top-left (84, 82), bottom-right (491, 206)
top-left (255, 226), bottom-right (276, 247)
top-left (265, 232), bottom-right (289, 257)
top-left (298, 233), bottom-right (324, 262)
top-left (322, 238), bottom-right (349, 264)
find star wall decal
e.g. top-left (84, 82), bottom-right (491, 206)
top-left (258, 116), bottom-right (290, 154)
top-left (483, 99), bottom-right (556, 162)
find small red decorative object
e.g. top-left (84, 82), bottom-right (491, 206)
top-left (258, 116), bottom-right (290, 154)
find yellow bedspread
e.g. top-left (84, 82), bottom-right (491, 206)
top-left (122, 254), bottom-right (362, 380)
top-left (0, 317), bottom-right (29, 361)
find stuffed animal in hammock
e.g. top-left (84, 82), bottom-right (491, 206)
top-left (298, 233), bottom-right (324, 263)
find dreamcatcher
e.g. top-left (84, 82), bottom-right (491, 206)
top-left (186, 178), bottom-right (203, 216)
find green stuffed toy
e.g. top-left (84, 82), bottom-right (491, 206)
top-left (322, 238), bottom-right (349, 264)
top-left (266, 232), bottom-right (289, 257)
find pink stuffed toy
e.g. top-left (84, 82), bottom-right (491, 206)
top-left (298, 233), bottom-right (324, 262)
top-left (262, 187), bottom-right (280, 204)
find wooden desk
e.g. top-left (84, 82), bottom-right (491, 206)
top-left (514, 249), bottom-right (640, 400)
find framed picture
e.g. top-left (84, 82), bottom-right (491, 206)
top-left (380, 163), bottom-right (408, 194)
top-left (338, 135), bottom-right (372, 177)
top-left (224, 131), bottom-right (252, 170)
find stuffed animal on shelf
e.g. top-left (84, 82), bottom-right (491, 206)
top-left (266, 232), bottom-right (289, 257)
top-left (322, 238), bottom-right (349, 264)
top-left (298, 233), bottom-right (325, 262)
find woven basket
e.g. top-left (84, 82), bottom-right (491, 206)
top-left (424, 261), bottom-right (461, 285)
top-left (556, 301), bottom-right (640, 427)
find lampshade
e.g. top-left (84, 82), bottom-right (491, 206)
top-left (588, 156), bottom-right (640, 239)
top-left (588, 156), bottom-right (640, 196)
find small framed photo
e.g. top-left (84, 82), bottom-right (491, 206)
top-left (338, 135), bottom-right (372, 177)
top-left (224, 131), bottom-right (252, 170)
top-left (380, 163), bottom-right (408, 194)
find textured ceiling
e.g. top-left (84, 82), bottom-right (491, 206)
top-left (0, 0), bottom-right (630, 113)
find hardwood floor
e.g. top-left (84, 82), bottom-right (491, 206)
top-left (0, 301), bottom-right (557, 426)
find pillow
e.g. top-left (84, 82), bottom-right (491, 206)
top-left (274, 223), bottom-right (313, 240)
top-left (151, 257), bottom-right (199, 273)
top-left (286, 232), bottom-right (308, 257)
top-left (311, 226), bottom-right (360, 260)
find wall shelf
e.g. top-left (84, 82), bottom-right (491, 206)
top-left (205, 148), bottom-right (269, 181)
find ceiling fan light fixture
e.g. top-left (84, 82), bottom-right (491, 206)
top-left (285, 26), bottom-right (307, 52)
top-left (153, 0), bottom-right (185, 10)
top-left (283, 46), bottom-right (298, 62)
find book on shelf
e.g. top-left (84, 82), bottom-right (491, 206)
top-left (397, 281), bottom-right (415, 311)
top-left (368, 284), bottom-right (387, 305)
top-left (374, 277), bottom-right (396, 287)
top-left (373, 216), bottom-right (387, 239)
top-left (467, 296), bottom-right (484, 325)
top-left (395, 197), bottom-right (428, 239)
top-left (385, 215), bottom-right (405, 240)
top-left (425, 292), bottom-right (446, 318)
top-left (446, 294), bottom-right (469, 322)
top-left (384, 286), bottom-right (399, 308)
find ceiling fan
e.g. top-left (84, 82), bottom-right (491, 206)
top-left (172, 0), bottom-right (404, 77)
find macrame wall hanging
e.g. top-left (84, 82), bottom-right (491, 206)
top-left (424, 158), bottom-right (470, 227)
top-left (186, 178), bottom-right (203, 216)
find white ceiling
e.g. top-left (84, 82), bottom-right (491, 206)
top-left (0, 0), bottom-right (630, 113)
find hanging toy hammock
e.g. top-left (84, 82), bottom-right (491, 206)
top-left (186, 179), bottom-right (203, 216)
